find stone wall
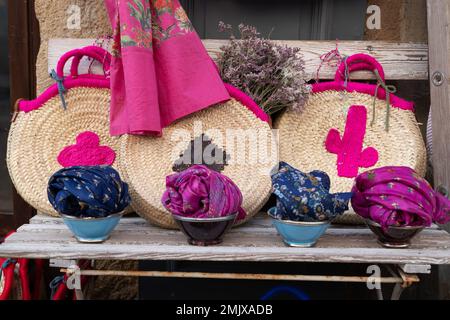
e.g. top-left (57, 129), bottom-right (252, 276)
top-left (35, 0), bottom-right (111, 94)
top-left (365, 0), bottom-right (427, 42)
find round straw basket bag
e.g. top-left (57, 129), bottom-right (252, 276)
top-left (118, 84), bottom-right (276, 229)
top-left (275, 54), bottom-right (427, 224)
top-left (7, 46), bottom-right (127, 216)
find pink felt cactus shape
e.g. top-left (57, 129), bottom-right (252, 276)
top-left (325, 105), bottom-right (379, 178)
top-left (58, 131), bottom-right (116, 167)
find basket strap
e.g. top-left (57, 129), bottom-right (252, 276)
top-left (372, 69), bottom-right (397, 132)
top-left (334, 54), bottom-right (396, 131)
top-left (69, 46), bottom-right (112, 78)
top-left (47, 46), bottom-right (112, 110)
top-left (335, 53), bottom-right (385, 83)
top-left (56, 46), bottom-right (112, 79)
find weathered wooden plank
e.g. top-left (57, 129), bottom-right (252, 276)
top-left (428, 0), bottom-right (450, 227)
top-left (399, 264), bottom-right (432, 274)
top-left (47, 38), bottom-right (428, 81)
top-left (7, 233), bottom-right (448, 254)
top-left (427, 0), bottom-right (450, 300)
top-left (2, 216), bottom-right (450, 264)
top-left (1, 241), bottom-right (449, 265)
top-left (207, 39), bottom-right (429, 81)
top-left (8, 225), bottom-right (450, 248)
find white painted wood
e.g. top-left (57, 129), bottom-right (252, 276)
top-left (399, 264), bottom-right (432, 274)
top-left (48, 38), bottom-right (428, 81)
top-left (1, 215), bottom-right (450, 265)
top-left (49, 259), bottom-right (77, 268)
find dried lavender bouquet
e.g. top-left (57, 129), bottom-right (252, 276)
top-left (217, 22), bottom-right (309, 115)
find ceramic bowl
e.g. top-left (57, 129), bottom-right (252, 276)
top-left (172, 214), bottom-right (237, 246)
top-left (60, 212), bottom-right (123, 243)
top-left (365, 219), bottom-right (424, 248)
top-left (268, 208), bottom-right (330, 247)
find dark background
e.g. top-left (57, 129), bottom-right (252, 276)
top-left (0, 0), bottom-right (12, 217)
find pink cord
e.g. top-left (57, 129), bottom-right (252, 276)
top-left (315, 40), bottom-right (345, 83)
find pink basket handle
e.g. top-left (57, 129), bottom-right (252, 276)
top-left (56, 46), bottom-right (112, 78)
top-left (334, 53), bottom-right (385, 82)
top-left (70, 47), bottom-right (112, 77)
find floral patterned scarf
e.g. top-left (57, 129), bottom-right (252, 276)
top-left (48, 166), bottom-right (131, 218)
top-left (352, 166), bottom-right (450, 229)
top-left (162, 165), bottom-right (246, 220)
top-left (271, 162), bottom-right (353, 222)
top-left (104, 0), bottom-right (230, 136)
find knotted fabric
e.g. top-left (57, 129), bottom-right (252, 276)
top-left (162, 165), bottom-right (245, 220)
top-left (271, 162), bottom-right (352, 222)
top-left (48, 166), bottom-right (131, 218)
top-left (352, 166), bottom-right (450, 229)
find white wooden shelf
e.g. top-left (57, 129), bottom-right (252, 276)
top-left (1, 214), bottom-right (449, 266)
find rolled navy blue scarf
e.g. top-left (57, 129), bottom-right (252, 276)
top-left (48, 166), bottom-right (131, 218)
top-left (271, 162), bottom-right (352, 222)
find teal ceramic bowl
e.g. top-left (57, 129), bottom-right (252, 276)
top-left (60, 212), bottom-right (123, 243)
top-left (268, 208), bottom-right (330, 248)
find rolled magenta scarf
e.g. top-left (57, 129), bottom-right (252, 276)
top-left (104, 0), bottom-right (230, 136)
top-left (352, 166), bottom-right (450, 229)
top-left (162, 165), bottom-right (246, 220)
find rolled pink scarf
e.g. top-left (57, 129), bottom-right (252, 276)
top-left (352, 166), bottom-right (450, 229)
top-left (162, 165), bottom-right (246, 220)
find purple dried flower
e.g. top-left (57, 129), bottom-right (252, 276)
top-left (217, 23), bottom-right (309, 115)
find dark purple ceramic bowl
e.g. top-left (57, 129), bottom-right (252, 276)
top-left (365, 219), bottom-right (424, 248)
top-left (173, 214), bottom-right (237, 246)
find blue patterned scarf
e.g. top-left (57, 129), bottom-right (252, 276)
top-left (48, 166), bottom-right (131, 218)
top-left (271, 162), bottom-right (352, 222)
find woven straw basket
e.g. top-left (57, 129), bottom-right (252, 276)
top-left (275, 54), bottom-right (427, 224)
top-left (118, 87), bottom-right (276, 229)
top-left (7, 46), bottom-right (127, 216)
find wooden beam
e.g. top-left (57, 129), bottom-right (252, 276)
top-left (60, 268), bottom-right (415, 285)
top-left (427, 0), bottom-right (450, 300)
top-left (47, 38), bottom-right (429, 81)
top-left (427, 0), bottom-right (450, 220)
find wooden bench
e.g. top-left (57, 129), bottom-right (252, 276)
top-left (4, 215), bottom-right (450, 265)
top-left (3, 0), bottom-right (450, 299)
top-left (3, 214), bottom-right (449, 300)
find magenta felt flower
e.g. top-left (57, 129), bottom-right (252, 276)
top-left (162, 165), bottom-right (246, 220)
top-left (57, 131), bottom-right (116, 167)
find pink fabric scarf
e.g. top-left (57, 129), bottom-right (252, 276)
top-left (104, 0), bottom-right (230, 136)
top-left (162, 165), bottom-right (246, 220)
top-left (352, 166), bottom-right (450, 229)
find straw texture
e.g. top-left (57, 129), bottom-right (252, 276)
top-left (275, 91), bottom-right (427, 224)
top-left (119, 99), bottom-right (275, 229)
top-left (7, 88), bottom-right (124, 216)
